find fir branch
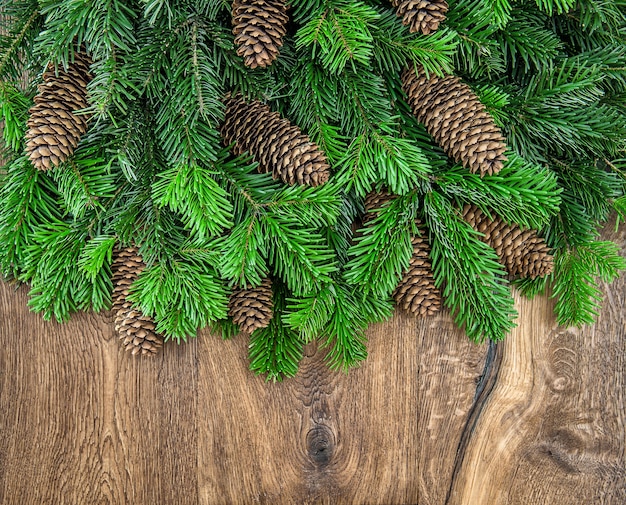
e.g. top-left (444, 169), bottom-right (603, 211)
top-left (370, 9), bottom-right (456, 75)
top-left (498, 8), bottom-right (562, 73)
top-left (534, 0), bottom-right (577, 16)
top-left (52, 152), bottom-right (117, 220)
top-left (210, 317), bottom-right (240, 340)
top-left (0, 2), bottom-right (41, 81)
top-left (424, 191), bottom-right (517, 342)
top-left (264, 182), bottom-right (342, 228)
top-left (129, 256), bottom-right (230, 340)
top-left (108, 104), bottom-right (159, 183)
top-left (480, 0), bottom-right (513, 28)
top-left (87, 54), bottom-right (142, 117)
top-left (286, 61), bottom-right (348, 162)
top-left (216, 155), bottom-right (281, 221)
top-left (323, 191), bottom-right (360, 265)
top-left (295, 0), bottom-right (379, 74)
top-left (0, 157), bottom-right (63, 277)
top-left (285, 284), bottom-right (335, 342)
top-left (78, 235), bottom-right (116, 281)
top-left (37, 0), bottom-right (137, 63)
top-left (216, 156), bottom-right (341, 291)
top-left (219, 215), bottom-right (269, 288)
top-left (110, 193), bottom-right (187, 267)
top-left (545, 188), bottom-right (598, 248)
top-left (436, 153), bottom-right (562, 230)
top-left (446, 0), bottom-right (504, 78)
top-left (152, 162), bottom-right (234, 240)
top-left (504, 59), bottom-right (626, 161)
top-left (615, 196), bottom-right (626, 228)
top-left (514, 275), bottom-right (548, 299)
top-left (552, 241), bottom-right (626, 327)
top-left (0, 82), bottom-right (30, 152)
top-left (572, 0), bottom-right (626, 36)
top-left (140, 13), bottom-right (224, 165)
top-left (471, 84), bottom-right (511, 127)
top-left (320, 284), bottom-right (393, 371)
top-left (335, 133), bottom-right (431, 197)
top-left (207, 21), bottom-right (280, 97)
top-left (332, 72), bottom-right (431, 196)
top-left (263, 214), bottom-right (337, 296)
top-left (249, 286), bottom-right (303, 381)
top-left (20, 222), bottom-right (111, 319)
top-left (551, 158), bottom-right (622, 223)
top-left (344, 193), bottom-right (419, 296)
top-left (143, 0), bottom-right (176, 27)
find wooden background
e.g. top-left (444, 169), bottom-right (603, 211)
top-left (0, 220), bottom-right (624, 505)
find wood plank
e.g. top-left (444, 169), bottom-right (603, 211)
top-left (195, 309), bottom-right (487, 504)
top-left (112, 322), bottom-right (199, 504)
top-left (0, 284), bottom-right (130, 504)
top-left (448, 221), bottom-right (626, 505)
top-left (416, 317), bottom-right (490, 505)
top-left (0, 285), bottom-right (199, 504)
top-left (196, 313), bottom-right (423, 504)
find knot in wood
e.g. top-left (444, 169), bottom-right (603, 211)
top-left (306, 426), bottom-right (335, 466)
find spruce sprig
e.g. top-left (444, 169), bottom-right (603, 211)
top-left (552, 241), bottom-right (626, 327)
top-left (249, 284), bottom-right (303, 381)
top-left (424, 192), bottom-right (517, 342)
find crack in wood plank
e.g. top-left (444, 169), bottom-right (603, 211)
top-left (444, 339), bottom-right (503, 505)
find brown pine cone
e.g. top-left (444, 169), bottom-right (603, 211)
top-left (114, 303), bottom-right (163, 356)
top-left (25, 52), bottom-right (93, 170)
top-left (221, 94), bottom-right (330, 186)
top-left (402, 66), bottom-right (507, 177)
top-left (232, 0), bottom-right (289, 69)
top-left (391, 0), bottom-right (449, 34)
top-left (111, 247), bottom-right (163, 355)
top-left (462, 204), bottom-right (553, 279)
top-left (228, 278), bottom-right (274, 334)
top-left (394, 224), bottom-right (442, 317)
top-left (363, 189), bottom-right (397, 223)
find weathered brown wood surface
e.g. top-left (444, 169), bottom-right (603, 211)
top-left (0, 221), bottom-right (624, 505)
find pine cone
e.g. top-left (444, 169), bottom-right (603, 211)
top-left (25, 52), bottom-right (93, 170)
top-left (232, 0), bottom-right (289, 69)
top-left (394, 224), bottom-right (442, 316)
top-left (391, 0), bottom-right (448, 34)
top-left (462, 204), bottom-right (553, 279)
top-left (228, 278), bottom-right (274, 334)
top-left (221, 94), bottom-right (330, 186)
top-left (363, 189), bottom-right (396, 223)
top-left (111, 247), bottom-right (163, 356)
top-left (402, 66), bottom-right (507, 177)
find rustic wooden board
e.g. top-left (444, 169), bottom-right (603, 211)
top-left (449, 221), bottom-right (626, 505)
top-left (0, 223), bottom-right (624, 504)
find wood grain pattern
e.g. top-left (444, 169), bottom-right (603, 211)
top-left (448, 222), bottom-right (626, 505)
top-left (196, 311), bottom-right (487, 504)
top-left (0, 222), bottom-right (624, 504)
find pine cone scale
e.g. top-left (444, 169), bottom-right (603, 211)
top-left (391, 0), bottom-right (448, 34)
top-left (232, 0), bottom-right (288, 69)
top-left (462, 205), bottom-right (553, 279)
top-left (394, 230), bottom-right (442, 317)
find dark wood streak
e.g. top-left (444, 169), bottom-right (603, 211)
top-left (444, 340), bottom-right (503, 505)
